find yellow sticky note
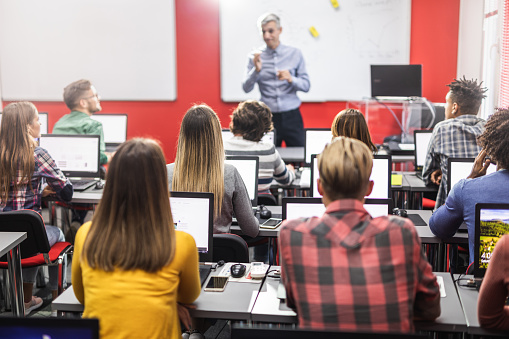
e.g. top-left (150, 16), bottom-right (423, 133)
top-left (391, 174), bottom-right (403, 186)
top-left (309, 26), bottom-right (319, 38)
top-left (330, 0), bottom-right (339, 8)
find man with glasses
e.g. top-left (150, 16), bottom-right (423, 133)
top-left (53, 79), bottom-right (111, 165)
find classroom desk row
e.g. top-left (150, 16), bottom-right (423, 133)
top-left (52, 267), bottom-right (492, 335)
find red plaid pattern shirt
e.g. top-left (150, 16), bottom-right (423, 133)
top-left (279, 199), bottom-right (439, 332)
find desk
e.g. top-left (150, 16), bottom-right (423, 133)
top-left (453, 274), bottom-right (508, 336)
top-left (402, 172), bottom-right (438, 209)
top-left (0, 232), bottom-right (27, 316)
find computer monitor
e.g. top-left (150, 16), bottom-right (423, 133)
top-left (310, 154), bottom-right (391, 199)
top-left (170, 191), bottom-right (214, 262)
top-left (0, 317), bottom-right (99, 339)
top-left (39, 134), bottom-right (100, 178)
top-left (90, 114), bottom-right (128, 145)
top-left (474, 203), bottom-right (509, 278)
top-left (221, 128), bottom-right (276, 145)
top-left (282, 197), bottom-right (391, 220)
top-left (413, 130), bottom-right (433, 172)
top-left (0, 112), bottom-right (48, 134)
top-left (225, 156), bottom-right (259, 207)
top-left (370, 64), bottom-right (422, 98)
top-left (304, 129), bottom-right (333, 164)
top-left (447, 158), bottom-right (497, 194)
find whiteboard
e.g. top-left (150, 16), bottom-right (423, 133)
top-left (220, 0), bottom-right (411, 102)
top-left (0, 0), bottom-right (176, 101)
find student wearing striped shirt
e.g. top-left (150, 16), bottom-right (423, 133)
top-left (224, 100), bottom-right (295, 198)
top-left (279, 137), bottom-right (440, 332)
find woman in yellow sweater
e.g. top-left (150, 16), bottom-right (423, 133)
top-left (72, 138), bottom-right (201, 339)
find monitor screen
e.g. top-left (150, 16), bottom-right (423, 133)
top-left (90, 114), bottom-right (128, 144)
top-left (305, 129), bottom-right (333, 163)
top-left (370, 64), bottom-right (422, 97)
top-left (310, 155), bottom-right (390, 199)
top-left (221, 129), bottom-right (275, 145)
top-left (414, 130), bottom-right (433, 170)
top-left (363, 198), bottom-right (392, 218)
top-left (170, 192), bottom-right (214, 262)
top-left (448, 158), bottom-right (497, 194)
top-left (39, 134), bottom-right (100, 178)
top-left (225, 156), bottom-right (259, 207)
top-left (474, 204), bottom-right (509, 278)
top-left (0, 112), bottom-right (48, 135)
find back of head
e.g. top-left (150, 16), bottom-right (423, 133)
top-left (447, 77), bottom-right (487, 115)
top-left (258, 13), bottom-right (280, 29)
top-left (0, 102), bottom-right (38, 203)
top-left (230, 100), bottom-right (273, 142)
top-left (63, 79), bottom-right (92, 110)
top-left (318, 136), bottom-right (373, 200)
top-left (84, 138), bottom-right (175, 273)
top-left (477, 108), bottom-right (509, 170)
top-left (331, 109), bottom-right (377, 153)
top-left (173, 104), bottom-right (224, 219)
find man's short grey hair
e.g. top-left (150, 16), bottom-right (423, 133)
top-left (258, 13), bottom-right (280, 29)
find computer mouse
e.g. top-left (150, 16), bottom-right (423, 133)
top-left (95, 180), bottom-right (105, 190)
top-left (392, 208), bottom-right (408, 218)
top-left (260, 209), bottom-right (272, 219)
top-left (230, 264), bottom-right (247, 278)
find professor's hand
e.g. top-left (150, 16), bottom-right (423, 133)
top-left (277, 70), bottom-right (292, 83)
top-left (253, 53), bottom-right (262, 72)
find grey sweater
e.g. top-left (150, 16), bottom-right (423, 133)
top-left (167, 163), bottom-right (259, 238)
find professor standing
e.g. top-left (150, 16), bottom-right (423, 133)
top-left (242, 13), bottom-right (310, 147)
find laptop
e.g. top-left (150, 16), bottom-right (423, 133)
top-left (370, 64), bottom-right (422, 99)
top-left (310, 154), bottom-right (391, 199)
top-left (413, 130), bottom-right (433, 179)
top-left (221, 128), bottom-right (276, 145)
top-left (39, 134), bottom-right (101, 191)
top-left (90, 113), bottom-right (128, 152)
top-left (0, 112), bottom-right (48, 134)
top-left (282, 197), bottom-right (392, 220)
top-left (447, 158), bottom-right (497, 194)
top-left (169, 191), bottom-right (214, 285)
top-left (473, 203), bottom-right (509, 278)
top-left (225, 156), bottom-right (259, 207)
top-left (0, 317), bottom-right (99, 339)
top-left (304, 128), bottom-right (333, 164)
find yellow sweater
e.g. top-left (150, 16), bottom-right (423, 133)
top-left (72, 222), bottom-right (201, 339)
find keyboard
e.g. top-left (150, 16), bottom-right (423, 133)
top-left (70, 179), bottom-right (98, 192)
top-left (199, 264), bottom-right (212, 286)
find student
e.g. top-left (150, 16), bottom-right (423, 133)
top-left (429, 109), bottom-right (509, 264)
top-left (478, 234), bottom-right (509, 330)
top-left (224, 100), bottom-right (295, 196)
top-left (167, 104), bottom-right (259, 238)
top-left (242, 13), bottom-right (310, 147)
top-left (72, 138), bottom-right (201, 339)
top-left (0, 102), bottom-right (72, 314)
top-left (279, 137), bottom-right (440, 332)
top-left (422, 77), bottom-right (487, 209)
top-left (331, 108), bottom-right (377, 153)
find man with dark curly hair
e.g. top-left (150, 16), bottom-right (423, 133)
top-left (422, 77), bottom-right (488, 209)
top-left (429, 108), bottom-right (509, 264)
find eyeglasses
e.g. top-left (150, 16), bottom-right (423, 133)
top-left (83, 93), bottom-right (100, 100)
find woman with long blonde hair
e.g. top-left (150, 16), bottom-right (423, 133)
top-left (168, 104), bottom-right (259, 238)
top-left (72, 138), bottom-right (201, 339)
top-left (0, 101), bottom-right (72, 314)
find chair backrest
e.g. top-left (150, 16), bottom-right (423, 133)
top-left (213, 234), bottom-right (249, 263)
top-left (258, 194), bottom-right (278, 206)
top-left (0, 210), bottom-right (50, 259)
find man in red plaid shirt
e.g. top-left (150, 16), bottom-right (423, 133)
top-left (279, 137), bottom-right (440, 332)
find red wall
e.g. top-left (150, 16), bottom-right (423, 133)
top-left (4, 0), bottom-right (460, 161)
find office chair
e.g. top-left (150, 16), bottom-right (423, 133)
top-left (213, 234), bottom-right (249, 263)
top-left (258, 193), bottom-right (278, 206)
top-left (0, 210), bottom-right (72, 299)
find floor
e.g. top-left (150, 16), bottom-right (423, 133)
top-left (0, 206), bottom-right (233, 339)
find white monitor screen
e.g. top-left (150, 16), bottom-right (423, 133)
top-left (221, 129), bottom-right (275, 145)
top-left (225, 157), bottom-right (258, 206)
top-left (449, 160), bottom-right (497, 193)
top-left (285, 202), bottom-right (326, 220)
top-left (305, 130), bottom-right (333, 163)
top-left (170, 196), bottom-right (211, 253)
top-left (414, 131), bottom-right (433, 168)
top-left (90, 114), bottom-right (127, 144)
top-left (311, 156), bottom-right (389, 199)
top-left (364, 202), bottom-right (389, 218)
top-left (0, 112), bottom-right (48, 135)
top-left (39, 135), bottom-right (99, 175)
